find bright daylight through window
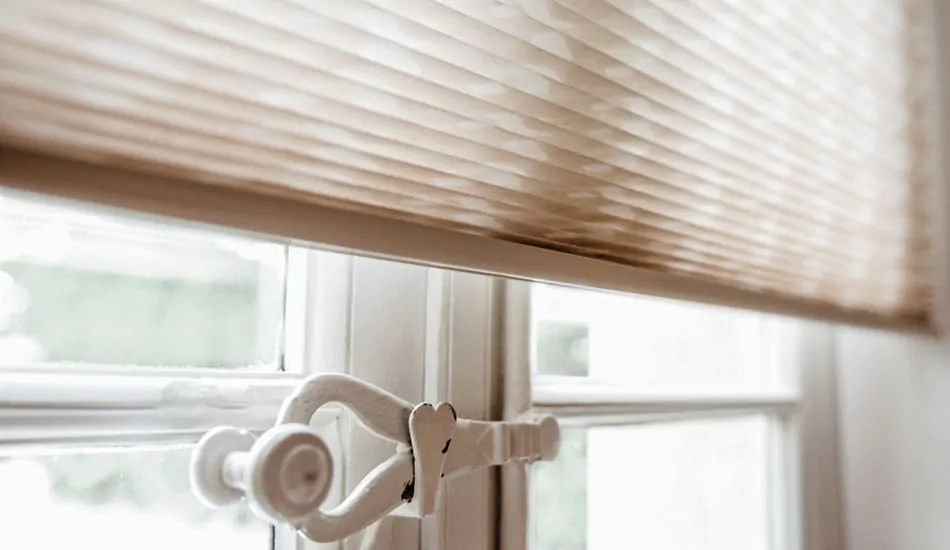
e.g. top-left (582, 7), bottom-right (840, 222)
top-left (0, 194), bottom-right (285, 550)
top-left (0, 192), bottom-right (821, 550)
top-left (529, 284), bottom-right (798, 550)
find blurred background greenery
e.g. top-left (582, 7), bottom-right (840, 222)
top-left (0, 195), bottom-right (285, 527)
top-left (1, 261), bottom-right (263, 367)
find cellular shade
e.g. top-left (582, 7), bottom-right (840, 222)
top-left (0, 0), bottom-right (937, 331)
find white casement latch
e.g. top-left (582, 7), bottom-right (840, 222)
top-left (190, 373), bottom-right (559, 543)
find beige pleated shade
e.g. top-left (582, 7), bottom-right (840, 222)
top-left (0, 0), bottom-right (937, 331)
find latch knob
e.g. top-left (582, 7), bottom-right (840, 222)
top-left (191, 424), bottom-right (333, 524)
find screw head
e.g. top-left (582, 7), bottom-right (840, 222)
top-left (245, 424), bottom-right (333, 524)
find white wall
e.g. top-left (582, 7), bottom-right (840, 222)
top-left (836, 329), bottom-right (950, 550)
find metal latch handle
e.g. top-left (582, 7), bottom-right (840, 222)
top-left (189, 374), bottom-right (559, 543)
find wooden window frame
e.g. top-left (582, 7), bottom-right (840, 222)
top-left (498, 280), bottom-right (846, 550)
top-left (0, 201), bottom-right (845, 550)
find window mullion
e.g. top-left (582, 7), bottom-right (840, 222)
top-left (340, 257), bottom-right (429, 550)
top-left (794, 324), bottom-right (846, 550)
top-left (295, 250), bottom-right (354, 550)
top-left (544, 406), bottom-right (798, 429)
top-left (421, 270), bottom-right (498, 550)
top-left (0, 370), bottom-right (308, 449)
top-left (500, 280), bottom-right (533, 550)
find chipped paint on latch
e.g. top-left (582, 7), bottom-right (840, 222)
top-left (401, 479), bottom-right (415, 502)
top-left (402, 454), bottom-right (415, 502)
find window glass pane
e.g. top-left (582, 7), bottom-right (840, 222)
top-left (531, 427), bottom-right (588, 550)
top-left (0, 447), bottom-right (269, 550)
top-left (531, 416), bottom-right (772, 550)
top-left (536, 321), bottom-right (589, 377)
top-left (532, 284), bottom-right (785, 391)
top-left (0, 195), bottom-right (286, 368)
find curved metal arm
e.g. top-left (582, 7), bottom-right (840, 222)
top-left (297, 452), bottom-right (413, 543)
top-left (190, 374), bottom-right (559, 544)
top-left (277, 373), bottom-right (413, 445)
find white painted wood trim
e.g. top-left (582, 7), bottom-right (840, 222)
top-left (1, 149), bottom-right (930, 333)
top-left (0, 362), bottom-right (299, 379)
top-left (294, 250), bottom-right (355, 550)
top-left (768, 412), bottom-right (799, 550)
top-left (534, 374), bottom-right (798, 408)
top-left (342, 257), bottom-right (429, 550)
top-left (274, 256), bottom-right (504, 550)
top-left (500, 281), bottom-right (533, 422)
top-left (293, 251), bottom-right (354, 378)
top-left (0, 368), bottom-right (303, 448)
top-left (499, 280), bottom-right (533, 550)
top-left (793, 324), bottom-right (846, 550)
top-left (536, 403), bottom-right (797, 428)
top-left (422, 270), bottom-right (497, 550)
top-left (420, 268), bottom-right (452, 550)
top-left (282, 246), bottom-right (314, 375)
top-left (533, 374), bottom-right (797, 426)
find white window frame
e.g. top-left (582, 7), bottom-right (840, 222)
top-left (284, 250), bottom-right (499, 550)
top-left (0, 195), bottom-right (497, 550)
top-left (497, 280), bottom-right (846, 550)
top-left (0, 205), bottom-right (845, 550)
top-left (0, 231), bottom-right (315, 550)
top-left (289, 259), bottom-right (845, 550)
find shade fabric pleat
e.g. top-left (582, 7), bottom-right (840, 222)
top-left (0, 0), bottom-right (936, 329)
